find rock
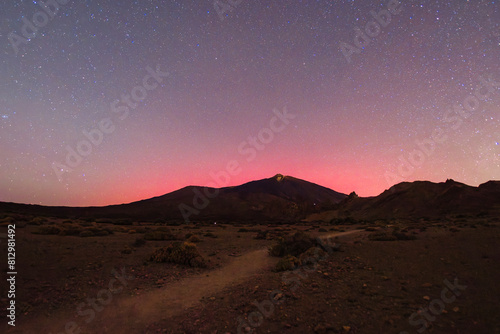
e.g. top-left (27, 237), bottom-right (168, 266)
top-left (273, 293), bottom-right (284, 301)
top-left (313, 323), bottom-right (335, 333)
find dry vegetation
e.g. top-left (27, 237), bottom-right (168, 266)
top-left (149, 241), bottom-right (206, 268)
top-left (1, 213), bottom-right (499, 334)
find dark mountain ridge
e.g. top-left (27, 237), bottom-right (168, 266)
top-left (308, 179), bottom-right (500, 221)
top-left (1, 177), bottom-right (499, 223)
top-left (0, 174), bottom-right (347, 222)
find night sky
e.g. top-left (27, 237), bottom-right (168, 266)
top-left (1, 0), bottom-right (499, 206)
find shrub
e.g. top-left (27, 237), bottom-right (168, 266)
top-left (188, 235), bottom-right (202, 243)
top-left (299, 247), bottom-right (327, 265)
top-left (102, 226), bottom-right (115, 234)
top-left (330, 217), bottom-right (358, 225)
top-left (204, 232), bottom-right (217, 238)
top-left (144, 230), bottom-right (176, 241)
top-left (393, 231), bottom-right (417, 240)
top-left (149, 242), bottom-right (206, 267)
top-left (269, 231), bottom-right (317, 257)
top-left (79, 230), bottom-right (95, 237)
top-left (0, 217), bottom-right (15, 224)
top-left (275, 255), bottom-right (301, 272)
top-left (254, 230), bottom-right (268, 240)
top-left (112, 226), bottom-right (128, 233)
top-left (134, 227), bottom-right (147, 233)
top-left (368, 232), bottom-right (397, 241)
top-left (95, 219), bottom-right (114, 224)
top-left (94, 229), bottom-right (110, 236)
top-left (33, 225), bottom-right (62, 235)
top-left (30, 217), bottom-right (47, 225)
top-left (58, 224), bottom-right (83, 236)
top-left (113, 219), bottom-right (133, 225)
top-left (121, 247), bottom-right (133, 254)
top-left (369, 229), bottom-right (416, 241)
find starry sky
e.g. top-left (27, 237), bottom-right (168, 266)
top-left (0, 0), bottom-right (499, 206)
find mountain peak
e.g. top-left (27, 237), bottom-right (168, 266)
top-left (274, 173), bottom-right (285, 182)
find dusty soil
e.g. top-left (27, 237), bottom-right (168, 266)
top-left (1, 219), bottom-right (499, 334)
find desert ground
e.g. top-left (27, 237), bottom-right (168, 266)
top-left (1, 216), bottom-right (499, 334)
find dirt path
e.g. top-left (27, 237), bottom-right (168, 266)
top-left (10, 230), bottom-right (363, 334)
top-left (321, 229), bottom-right (363, 240)
top-left (85, 248), bottom-right (275, 333)
top-left (87, 230), bottom-right (364, 333)
top-left (9, 248), bottom-right (274, 334)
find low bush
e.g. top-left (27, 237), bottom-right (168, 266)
top-left (369, 229), bottom-right (416, 241)
top-left (95, 219), bottom-right (114, 224)
top-left (112, 219), bottom-right (133, 226)
top-left (30, 217), bottom-right (48, 225)
top-left (299, 246), bottom-right (327, 265)
top-left (121, 247), bottom-right (133, 254)
top-left (93, 229), bottom-right (110, 236)
top-left (150, 242), bottom-right (206, 267)
top-left (275, 255), bottom-right (301, 272)
top-left (254, 230), bottom-right (268, 240)
top-left (393, 231), bottom-right (417, 240)
top-left (330, 217), bottom-right (359, 225)
top-left (187, 235), bottom-right (202, 243)
top-left (0, 217), bottom-right (15, 224)
top-left (368, 232), bottom-right (397, 241)
top-left (79, 230), bottom-right (95, 237)
top-left (58, 224), bottom-right (83, 236)
top-left (144, 230), bottom-right (177, 241)
top-left (32, 225), bottom-right (62, 235)
top-left (269, 231), bottom-right (318, 257)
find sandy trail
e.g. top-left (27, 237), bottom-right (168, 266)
top-left (321, 229), bottom-right (363, 240)
top-left (11, 230), bottom-right (362, 334)
top-left (84, 248), bottom-right (275, 333)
